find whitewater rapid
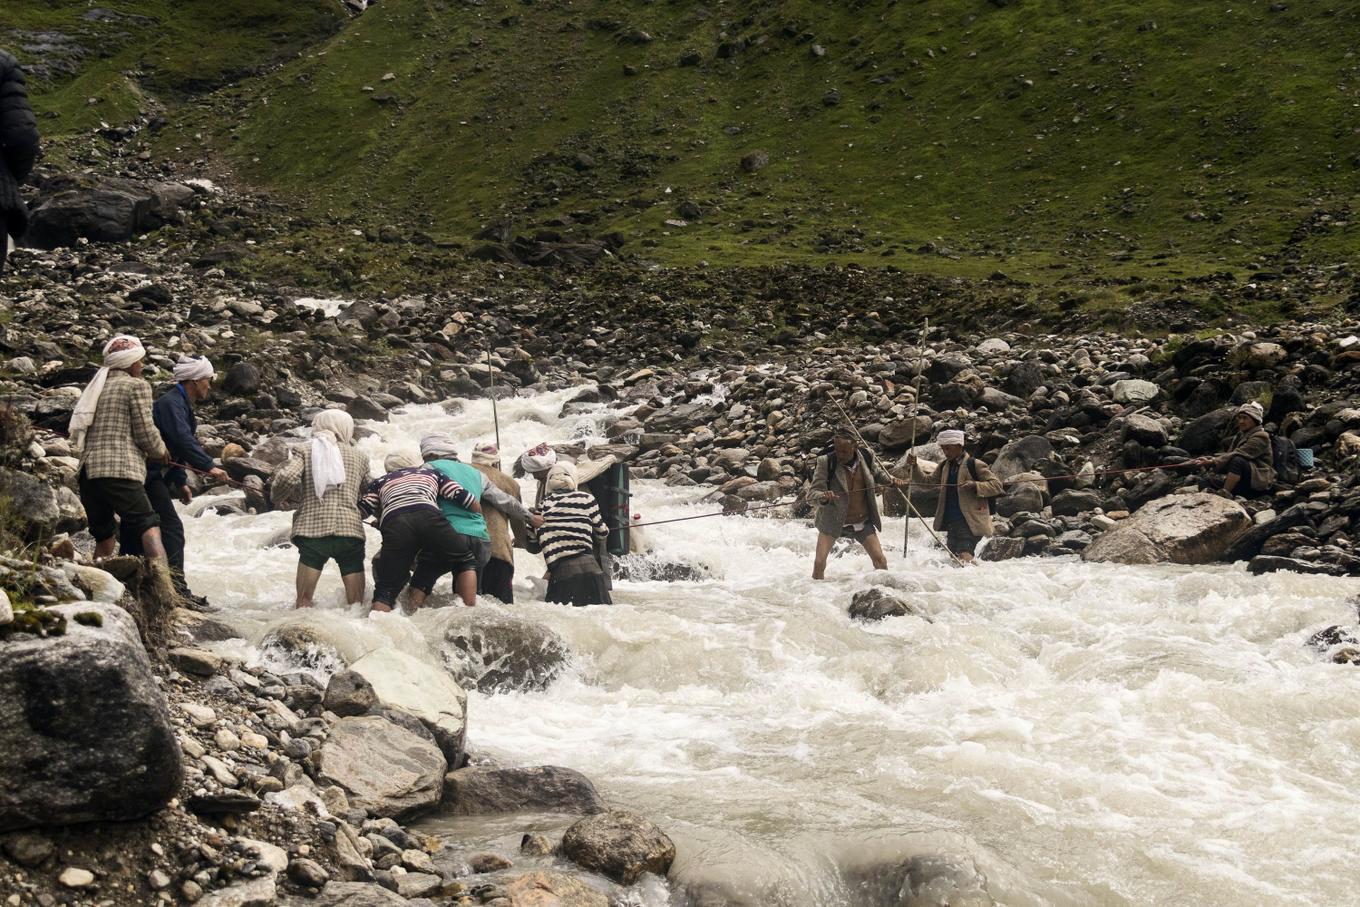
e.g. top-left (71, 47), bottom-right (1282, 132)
top-left (183, 388), bottom-right (1360, 907)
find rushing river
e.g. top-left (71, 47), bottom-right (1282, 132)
top-left (183, 388), bottom-right (1360, 907)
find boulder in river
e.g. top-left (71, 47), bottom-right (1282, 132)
top-left (316, 715), bottom-right (446, 820)
top-left (562, 809), bottom-right (676, 884)
top-left (444, 765), bottom-right (606, 816)
top-left (0, 603), bottom-right (182, 831)
top-left (348, 648), bottom-right (467, 763)
top-left (1082, 492), bottom-right (1250, 565)
top-left (440, 610), bottom-right (572, 693)
top-left (849, 588), bottom-right (931, 622)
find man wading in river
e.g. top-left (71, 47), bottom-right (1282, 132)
top-left (810, 427), bottom-right (908, 579)
top-left (906, 429), bottom-right (1003, 564)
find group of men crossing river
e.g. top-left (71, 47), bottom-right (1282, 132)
top-left (68, 334), bottom-right (1291, 612)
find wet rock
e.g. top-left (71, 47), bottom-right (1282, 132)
top-left (1083, 493), bottom-right (1251, 565)
top-left (0, 604), bottom-right (181, 831)
top-left (979, 536), bottom-right (1025, 561)
top-left (445, 765), bottom-right (606, 816)
top-left (562, 809), bottom-right (675, 885)
top-left (848, 587), bottom-right (930, 622)
top-left (521, 833), bottom-right (554, 856)
top-left (1247, 556), bottom-right (1345, 576)
top-left (505, 870), bottom-right (609, 906)
top-left (440, 610), bottom-right (572, 694)
top-left (317, 715), bottom-right (446, 820)
top-left (349, 648), bottom-right (467, 762)
top-left (324, 669), bottom-right (378, 717)
top-left (260, 621), bottom-right (347, 674)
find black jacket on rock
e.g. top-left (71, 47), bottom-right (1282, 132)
top-left (0, 50), bottom-right (40, 240)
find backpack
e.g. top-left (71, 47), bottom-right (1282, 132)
top-left (964, 456), bottom-right (999, 515)
top-left (1270, 434), bottom-right (1302, 485)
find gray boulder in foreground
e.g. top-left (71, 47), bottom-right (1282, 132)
top-left (317, 715), bottom-right (446, 821)
top-left (562, 809), bottom-right (676, 885)
top-left (0, 603), bottom-right (182, 831)
top-left (444, 764), bottom-right (606, 816)
top-left (1083, 492), bottom-right (1251, 565)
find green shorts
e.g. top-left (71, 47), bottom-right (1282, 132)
top-left (295, 535), bottom-right (366, 576)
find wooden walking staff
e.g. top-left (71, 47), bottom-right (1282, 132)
top-left (904, 318), bottom-right (929, 558)
top-left (486, 337), bottom-right (501, 451)
top-left (826, 391), bottom-right (963, 567)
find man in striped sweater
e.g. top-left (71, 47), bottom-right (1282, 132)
top-left (527, 462), bottom-right (612, 606)
top-left (361, 454), bottom-right (482, 613)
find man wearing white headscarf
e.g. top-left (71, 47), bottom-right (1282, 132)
top-left (1192, 401), bottom-right (1275, 498)
top-left (527, 461), bottom-right (613, 606)
top-left (517, 442), bottom-right (559, 506)
top-left (905, 427), bottom-right (1003, 563)
top-left (119, 354), bottom-right (228, 600)
top-left (72, 335), bottom-right (178, 602)
top-left (270, 410), bottom-right (371, 609)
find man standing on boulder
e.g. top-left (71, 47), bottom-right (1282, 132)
top-left (1192, 401), bottom-right (1275, 499)
top-left (69, 335), bottom-right (179, 602)
top-left (810, 427), bottom-right (908, 579)
top-left (119, 354), bottom-right (229, 602)
top-left (0, 49), bottom-right (40, 274)
top-left (905, 429), bottom-right (1003, 564)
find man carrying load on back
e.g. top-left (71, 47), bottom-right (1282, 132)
top-left (810, 427), bottom-right (909, 579)
top-left (904, 428), bottom-right (1003, 564)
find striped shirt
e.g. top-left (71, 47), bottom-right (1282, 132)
top-left (360, 466), bottom-right (475, 528)
top-left (530, 490), bottom-right (609, 566)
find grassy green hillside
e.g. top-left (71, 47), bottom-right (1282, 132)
top-left (11, 0), bottom-right (1360, 290)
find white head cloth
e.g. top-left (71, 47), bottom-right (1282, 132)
top-left (69, 335), bottom-right (146, 451)
top-left (520, 443), bottom-right (558, 474)
top-left (173, 354), bottom-right (214, 382)
top-left (419, 433), bottom-right (460, 462)
top-left (937, 429), bottom-right (966, 447)
top-left (1237, 401), bottom-right (1264, 424)
top-left (309, 410), bottom-right (354, 500)
top-left (471, 442), bottom-right (499, 467)
top-left (384, 451), bottom-right (420, 473)
top-left (546, 462), bottom-right (578, 493)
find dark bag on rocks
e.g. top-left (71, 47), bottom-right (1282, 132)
top-left (1270, 434), bottom-right (1302, 485)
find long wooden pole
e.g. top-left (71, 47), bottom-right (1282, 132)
top-left (827, 391), bottom-right (962, 567)
top-left (486, 338), bottom-right (501, 451)
top-left (904, 318), bottom-right (929, 557)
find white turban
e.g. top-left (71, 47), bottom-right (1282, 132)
top-left (69, 335), bottom-right (147, 451)
top-left (937, 429), bottom-right (966, 447)
top-left (309, 410), bottom-right (354, 500)
top-left (471, 442), bottom-right (499, 467)
top-left (173, 354), bottom-right (214, 382)
top-left (384, 451), bottom-right (420, 472)
top-left (520, 443), bottom-right (558, 474)
top-left (419, 433), bottom-right (460, 462)
top-left (1237, 401), bottom-right (1264, 424)
top-left (546, 462), bottom-right (578, 493)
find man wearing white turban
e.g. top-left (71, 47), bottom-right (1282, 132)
top-left (810, 426), bottom-right (910, 579)
top-left (72, 335), bottom-right (178, 602)
top-left (517, 442), bottom-right (559, 506)
top-left (1191, 400), bottom-right (1276, 498)
top-left (270, 410), bottom-right (371, 609)
top-left (905, 427), bottom-right (1003, 563)
top-left (119, 354), bottom-right (229, 600)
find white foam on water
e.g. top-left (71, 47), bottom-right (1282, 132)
top-left (293, 297), bottom-right (354, 317)
top-left (182, 388), bottom-right (1360, 906)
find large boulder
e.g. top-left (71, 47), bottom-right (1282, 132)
top-left (25, 179), bottom-right (194, 248)
top-left (440, 611), bottom-right (572, 693)
top-left (647, 403), bottom-right (718, 433)
top-left (0, 468), bottom-right (60, 540)
top-left (505, 871), bottom-right (609, 907)
top-left (1178, 408), bottom-right (1235, 456)
top-left (0, 604), bottom-right (182, 831)
top-left (1112, 379), bottom-right (1160, 404)
top-left (1082, 493), bottom-right (1251, 565)
top-left (444, 765), bottom-right (606, 816)
top-left (316, 716), bottom-right (446, 821)
top-left (1121, 413), bottom-right (1169, 448)
top-left (989, 436), bottom-right (1053, 480)
top-left (561, 810), bottom-right (676, 885)
top-left (848, 588), bottom-right (930, 622)
top-left (348, 648), bottom-right (467, 763)
top-left (1050, 489), bottom-right (1103, 518)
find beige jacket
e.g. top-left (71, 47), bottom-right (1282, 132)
top-left (910, 455), bottom-right (1004, 537)
top-left (474, 464), bottom-right (528, 563)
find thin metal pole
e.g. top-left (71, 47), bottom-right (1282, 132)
top-left (827, 391), bottom-right (962, 567)
top-left (486, 337), bottom-right (501, 451)
top-left (905, 318), bottom-right (929, 557)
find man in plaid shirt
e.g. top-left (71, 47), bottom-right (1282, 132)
top-left (70, 335), bottom-right (179, 602)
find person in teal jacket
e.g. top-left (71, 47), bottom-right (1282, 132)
top-left (419, 434), bottom-right (540, 596)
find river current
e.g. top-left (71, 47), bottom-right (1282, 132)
top-left (182, 388), bottom-right (1360, 907)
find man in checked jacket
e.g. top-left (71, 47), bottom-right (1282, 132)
top-left (71, 335), bottom-right (180, 603)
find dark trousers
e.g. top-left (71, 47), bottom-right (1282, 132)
top-left (373, 509), bottom-right (475, 604)
top-left (120, 476), bottom-right (186, 571)
top-left (1199, 455), bottom-right (1263, 498)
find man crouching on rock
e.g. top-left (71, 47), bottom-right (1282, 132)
top-left (905, 429), bottom-right (1003, 564)
top-left (810, 427), bottom-right (908, 580)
